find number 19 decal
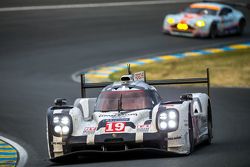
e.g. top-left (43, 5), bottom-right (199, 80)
top-left (105, 122), bottom-right (126, 132)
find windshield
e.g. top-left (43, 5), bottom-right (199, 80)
top-left (95, 90), bottom-right (154, 112)
top-left (184, 7), bottom-right (218, 16)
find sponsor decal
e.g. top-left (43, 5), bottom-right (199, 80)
top-left (105, 118), bottom-right (129, 122)
top-left (133, 71), bottom-right (145, 81)
top-left (137, 124), bottom-right (151, 132)
top-left (168, 135), bottom-right (182, 140)
top-left (99, 113), bottom-right (137, 118)
top-left (105, 122), bottom-right (126, 132)
top-left (51, 141), bottom-right (66, 145)
top-left (165, 104), bottom-right (174, 107)
top-left (83, 127), bottom-right (97, 134)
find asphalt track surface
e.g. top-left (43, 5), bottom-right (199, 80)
top-left (0, 1), bottom-right (250, 166)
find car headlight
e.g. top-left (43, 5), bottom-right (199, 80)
top-left (167, 17), bottom-right (175, 25)
top-left (196, 20), bottom-right (206, 27)
top-left (54, 125), bottom-right (70, 135)
top-left (158, 112), bottom-right (169, 131)
top-left (62, 126), bottom-right (70, 135)
top-left (54, 125), bottom-right (62, 134)
top-left (52, 115), bottom-right (71, 135)
top-left (53, 116), bottom-right (60, 124)
top-left (157, 109), bottom-right (179, 132)
top-left (168, 111), bottom-right (177, 119)
top-left (168, 120), bottom-right (177, 129)
top-left (61, 116), bottom-right (70, 125)
top-left (159, 121), bottom-right (168, 130)
top-left (159, 112), bottom-right (168, 120)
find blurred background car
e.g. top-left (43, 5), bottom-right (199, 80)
top-left (162, 1), bottom-right (246, 38)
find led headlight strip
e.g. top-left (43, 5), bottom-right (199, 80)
top-left (157, 109), bottom-right (179, 132)
top-left (52, 115), bottom-right (72, 136)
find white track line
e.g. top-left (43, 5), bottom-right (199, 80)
top-left (0, 136), bottom-right (28, 167)
top-left (0, 0), bottom-right (197, 12)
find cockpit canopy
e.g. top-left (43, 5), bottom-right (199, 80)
top-left (184, 3), bottom-right (220, 16)
top-left (95, 90), bottom-right (160, 112)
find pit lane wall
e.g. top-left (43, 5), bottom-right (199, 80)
top-left (73, 42), bottom-right (250, 83)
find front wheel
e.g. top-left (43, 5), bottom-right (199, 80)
top-left (162, 29), bottom-right (169, 35)
top-left (205, 103), bottom-right (213, 145)
top-left (188, 113), bottom-right (194, 154)
top-left (205, 118), bottom-right (213, 145)
top-left (237, 19), bottom-right (246, 35)
top-left (209, 23), bottom-right (217, 39)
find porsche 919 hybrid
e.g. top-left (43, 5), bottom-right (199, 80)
top-left (46, 69), bottom-right (213, 162)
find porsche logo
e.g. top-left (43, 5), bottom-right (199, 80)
top-left (112, 133), bottom-right (117, 138)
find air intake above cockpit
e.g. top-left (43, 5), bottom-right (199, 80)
top-left (120, 75), bottom-right (133, 82)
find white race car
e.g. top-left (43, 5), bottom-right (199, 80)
top-left (46, 68), bottom-right (213, 162)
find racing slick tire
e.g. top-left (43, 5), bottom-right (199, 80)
top-left (237, 18), bottom-right (246, 35)
top-left (209, 23), bottom-right (217, 39)
top-left (188, 112), bottom-right (195, 154)
top-left (205, 102), bottom-right (213, 145)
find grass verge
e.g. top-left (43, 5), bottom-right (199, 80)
top-left (110, 48), bottom-right (250, 88)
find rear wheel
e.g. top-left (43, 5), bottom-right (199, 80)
top-left (205, 102), bottom-right (213, 145)
top-left (188, 113), bottom-right (194, 153)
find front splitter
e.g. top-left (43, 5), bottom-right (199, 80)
top-left (50, 148), bottom-right (181, 163)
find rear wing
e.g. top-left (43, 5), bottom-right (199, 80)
top-left (80, 68), bottom-right (210, 98)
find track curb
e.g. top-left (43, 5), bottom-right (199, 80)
top-left (0, 136), bottom-right (28, 167)
top-left (0, 138), bottom-right (18, 167)
top-left (72, 41), bottom-right (250, 83)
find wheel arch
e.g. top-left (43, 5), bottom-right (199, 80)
top-left (239, 17), bottom-right (246, 26)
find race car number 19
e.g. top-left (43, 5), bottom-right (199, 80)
top-left (105, 122), bottom-right (126, 132)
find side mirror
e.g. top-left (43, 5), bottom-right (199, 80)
top-left (54, 98), bottom-right (67, 106)
top-left (180, 94), bottom-right (193, 101)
